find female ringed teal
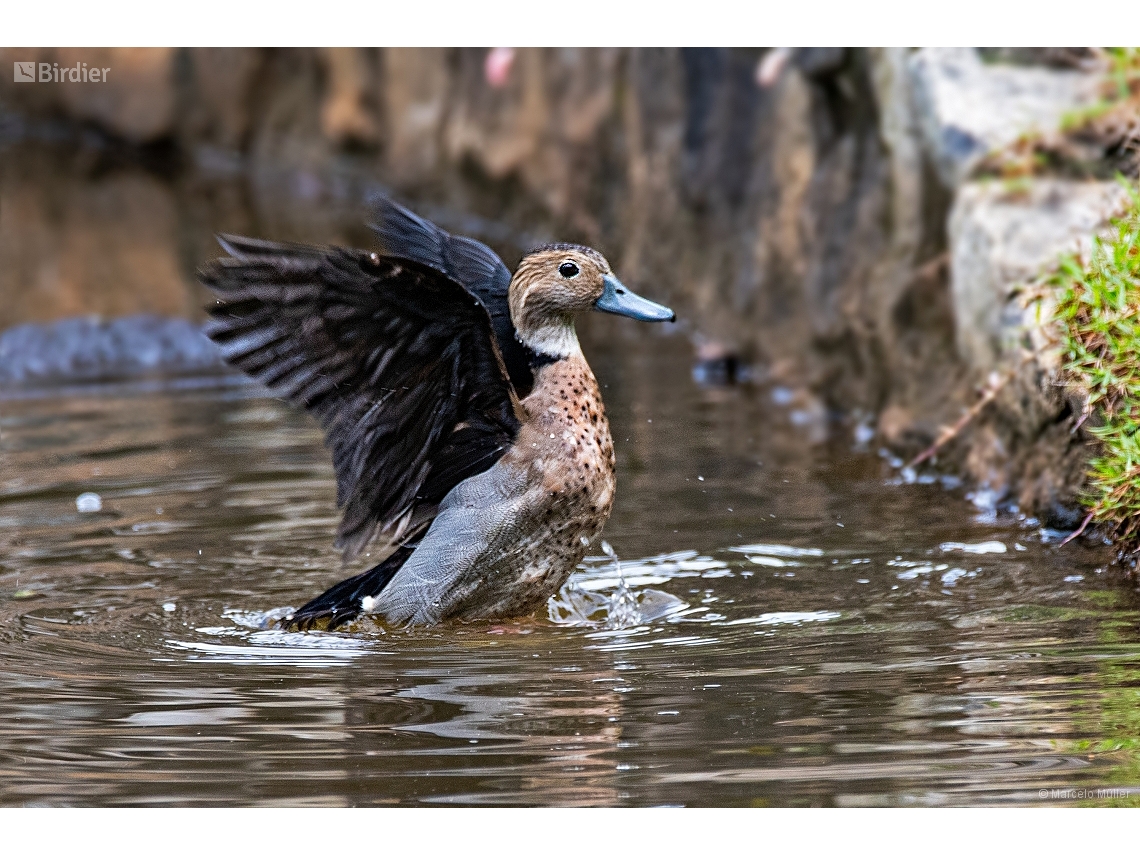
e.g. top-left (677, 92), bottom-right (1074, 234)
top-left (200, 197), bottom-right (674, 629)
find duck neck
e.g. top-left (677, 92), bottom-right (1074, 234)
top-left (517, 317), bottom-right (583, 362)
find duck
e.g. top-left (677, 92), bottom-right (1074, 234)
top-left (200, 197), bottom-right (674, 630)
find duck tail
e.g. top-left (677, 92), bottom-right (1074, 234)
top-left (283, 545), bottom-right (415, 631)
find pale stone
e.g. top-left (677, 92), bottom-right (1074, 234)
top-left (948, 179), bottom-right (1132, 373)
top-left (909, 48), bottom-right (1103, 188)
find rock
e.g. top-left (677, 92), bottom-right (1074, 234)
top-left (963, 423), bottom-right (1011, 502)
top-left (909, 48), bottom-right (1103, 188)
top-left (0, 47), bottom-right (176, 143)
top-left (877, 403), bottom-right (917, 447)
top-left (0, 150), bottom-right (193, 326)
top-left (0, 315), bottom-right (223, 388)
top-left (318, 48), bottom-right (380, 147)
top-left (182, 48), bottom-right (264, 149)
top-left (444, 47), bottom-right (620, 219)
top-left (57, 48), bottom-right (177, 143)
top-left (948, 178), bottom-right (1132, 374)
top-left (692, 339), bottom-right (744, 385)
top-left (383, 48), bottom-right (450, 185)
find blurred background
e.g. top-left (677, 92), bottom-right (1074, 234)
top-left (2, 48), bottom-right (1136, 494)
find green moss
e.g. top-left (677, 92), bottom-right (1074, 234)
top-left (1053, 180), bottom-right (1140, 539)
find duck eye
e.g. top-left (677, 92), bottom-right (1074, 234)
top-left (558, 261), bottom-right (579, 278)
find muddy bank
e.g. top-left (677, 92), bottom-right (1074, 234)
top-left (1, 47), bottom-right (1129, 527)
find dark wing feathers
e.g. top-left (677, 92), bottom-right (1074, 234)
top-left (367, 196), bottom-right (536, 395)
top-left (201, 238), bottom-right (521, 563)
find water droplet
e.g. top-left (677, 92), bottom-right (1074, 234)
top-left (76, 492), bottom-right (102, 513)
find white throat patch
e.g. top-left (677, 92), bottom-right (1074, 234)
top-left (520, 321), bottom-right (583, 359)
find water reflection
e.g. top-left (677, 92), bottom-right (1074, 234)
top-left (3, 327), bottom-right (1140, 806)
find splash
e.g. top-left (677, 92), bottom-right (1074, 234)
top-left (547, 542), bottom-right (688, 628)
top-left (600, 540), bottom-right (642, 630)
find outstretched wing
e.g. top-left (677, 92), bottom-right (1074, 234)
top-left (367, 196), bottom-right (538, 396)
top-left (201, 235), bottom-right (521, 563)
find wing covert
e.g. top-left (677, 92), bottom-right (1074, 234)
top-left (367, 196), bottom-right (537, 395)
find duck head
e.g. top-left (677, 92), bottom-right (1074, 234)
top-left (508, 243), bottom-right (675, 358)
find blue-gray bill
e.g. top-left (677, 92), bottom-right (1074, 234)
top-left (594, 274), bottom-right (675, 322)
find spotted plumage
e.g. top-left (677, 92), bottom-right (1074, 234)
top-left (200, 197), bottom-right (673, 629)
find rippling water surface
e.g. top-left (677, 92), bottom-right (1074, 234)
top-left (3, 326), bottom-right (1140, 806)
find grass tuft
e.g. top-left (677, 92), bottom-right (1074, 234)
top-left (1054, 180), bottom-right (1140, 539)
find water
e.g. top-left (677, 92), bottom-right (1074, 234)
top-left (3, 327), bottom-right (1139, 807)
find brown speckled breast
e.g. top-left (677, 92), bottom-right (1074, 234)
top-left (465, 354), bottom-right (616, 617)
top-left (374, 354), bottom-right (618, 625)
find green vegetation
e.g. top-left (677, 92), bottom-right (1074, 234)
top-left (1059, 47), bottom-right (1140, 131)
top-left (1053, 182), bottom-right (1140, 540)
top-left (1106, 47), bottom-right (1140, 101)
top-left (982, 49), bottom-right (1140, 181)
